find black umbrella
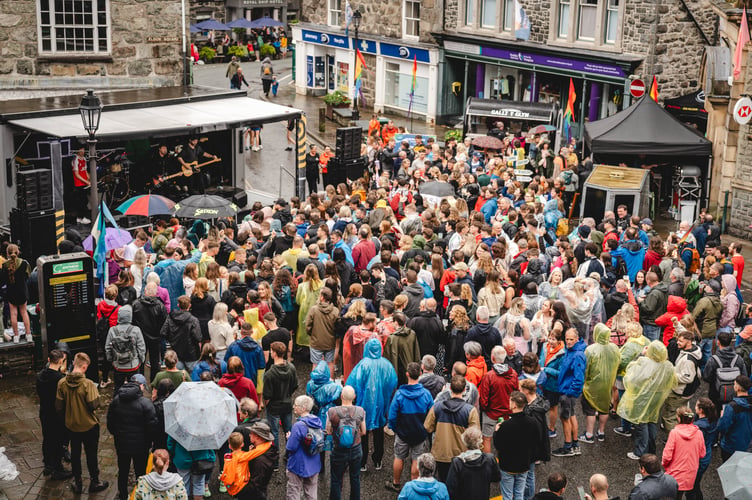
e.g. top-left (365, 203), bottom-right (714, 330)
top-left (419, 181), bottom-right (456, 198)
top-left (172, 194), bottom-right (238, 219)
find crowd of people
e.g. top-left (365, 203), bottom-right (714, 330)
top-left (25, 129), bottom-right (752, 500)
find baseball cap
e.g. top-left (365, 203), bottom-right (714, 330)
top-left (453, 262), bottom-right (469, 272)
top-left (640, 218), bottom-right (653, 226)
top-left (130, 374), bottom-right (148, 386)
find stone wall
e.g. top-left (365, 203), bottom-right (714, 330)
top-left (0, 0), bottom-right (185, 90)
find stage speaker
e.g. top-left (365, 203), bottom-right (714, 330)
top-left (336, 127), bottom-right (362, 160)
top-left (17, 168), bottom-right (53, 212)
top-left (328, 157), bottom-right (368, 186)
top-left (206, 186), bottom-right (248, 209)
top-left (10, 208), bottom-right (57, 263)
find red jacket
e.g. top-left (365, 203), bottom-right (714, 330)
top-left (478, 364), bottom-right (519, 419)
top-left (643, 249), bottom-right (663, 271)
top-left (352, 239), bottom-right (376, 273)
top-left (662, 423), bottom-right (706, 490)
top-left (97, 300), bottom-right (120, 327)
top-left (655, 295), bottom-right (689, 345)
top-left (218, 372), bottom-right (259, 406)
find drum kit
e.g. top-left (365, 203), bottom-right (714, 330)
top-left (97, 151), bottom-right (131, 204)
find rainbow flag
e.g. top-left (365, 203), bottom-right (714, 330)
top-left (649, 76), bottom-right (658, 101)
top-left (563, 78), bottom-right (576, 142)
top-left (353, 48), bottom-right (367, 102)
top-left (408, 55), bottom-right (417, 115)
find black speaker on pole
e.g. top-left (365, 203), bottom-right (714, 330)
top-left (10, 208), bottom-right (58, 263)
top-left (335, 127), bottom-right (362, 160)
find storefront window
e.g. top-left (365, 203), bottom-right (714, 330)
top-left (328, 0), bottom-right (342, 26)
top-left (577, 0), bottom-right (597, 40)
top-left (384, 61), bottom-right (428, 113)
top-left (605, 0), bottom-right (619, 44)
top-left (404, 0), bottom-right (420, 37)
top-left (482, 0), bottom-right (497, 29)
top-left (503, 0), bottom-right (514, 31)
top-left (558, 0), bottom-right (570, 38)
top-left (337, 61), bottom-right (349, 92)
top-left (465, 0), bottom-right (475, 26)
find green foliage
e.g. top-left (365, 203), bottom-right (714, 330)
top-left (232, 28), bottom-right (246, 37)
top-left (323, 90), bottom-right (352, 107)
top-left (288, 19), bottom-right (300, 24)
top-left (199, 46), bottom-right (216, 62)
top-left (259, 44), bottom-right (276, 58)
top-left (444, 129), bottom-right (463, 143)
top-left (227, 45), bottom-right (248, 58)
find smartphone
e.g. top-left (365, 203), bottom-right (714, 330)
top-left (577, 486), bottom-right (587, 500)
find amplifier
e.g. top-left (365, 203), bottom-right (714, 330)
top-left (17, 168), bottom-right (53, 212)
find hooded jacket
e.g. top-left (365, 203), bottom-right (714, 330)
top-left (672, 343), bottom-right (702, 397)
top-left (662, 423), bottom-right (706, 490)
top-left (399, 477), bottom-right (450, 500)
top-left (306, 361), bottom-right (342, 428)
top-left (418, 372), bottom-right (445, 399)
top-left (557, 337), bottom-right (586, 397)
top-left (655, 296), bottom-right (689, 345)
top-left (218, 372), bottom-right (259, 406)
top-left (693, 289), bottom-right (723, 339)
top-left (466, 356), bottom-right (487, 387)
top-left (260, 57), bottom-right (274, 80)
top-left (628, 471), bottom-right (678, 500)
top-left (105, 305), bottom-right (146, 371)
top-left (403, 283), bottom-right (425, 318)
top-left (478, 363), bottom-right (519, 419)
top-left (445, 450), bottom-right (500, 500)
top-left (610, 239), bottom-right (646, 282)
top-left (106, 382), bottom-right (158, 454)
top-left (226, 336), bottom-right (266, 385)
top-left (388, 382), bottom-right (434, 445)
top-left (262, 361), bottom-right (298, 415)
top-left (524, 395), bottom-right (551, 462)
top-left (306, 300), bottom-right (339, 352)
top-left (286, 414), bottom-right (323, 478)
top-left (343, 325), bottom-right (377, 381)
top-left (132, 295), bottom-right (167, 342)
top-left (493, 411), bottom-right (539, 473)
top-left (384, 326), bottom-right (421, 386)
top-left (618, 341), bottom-right (677, 425)
top-left (465, 323), bottom-right (502, 370)
top-left (161, 308), bottom-right (202, 363)
top-left (721, 274), bottom-right (741, 328)
top-left (638, 281), bottom-right (668, 326)
top-left (539, 342), bottom-right (565, 394)
top-left (37, 366), bottom-right (65, 417)
top-left (583, 324), bottom-right (620, 413)
top-left (717, 395), bottom-right (752, 454)
top-left (55, 371), bottom-right (100, 433)
top-left (135, 470), bottom-right (186, 498)
top-left (407, 311), bottom-right (446, 358)
top-left (424, 396), bottom-right (480, 462)
top-left (347, 338), bottom-right (398, 430)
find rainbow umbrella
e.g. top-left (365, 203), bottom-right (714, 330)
top-left (116, 194), bottom-right (175, 216)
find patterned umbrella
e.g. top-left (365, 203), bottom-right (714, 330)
top-left (116, 194), bottom-right (175, 216)
top-left (164, 382), bottom-right (237, 451)
top-left (172, 194), bottom-right (238, 219)
top-left (471, 135), bottom-right (504, 150)
top-left (528, 124), bottom-right (557, 135)
top-left (82, 228), bottom-right (132, 252)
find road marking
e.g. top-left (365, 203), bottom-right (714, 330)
top-left (278, 74), bottom-right (291, 83)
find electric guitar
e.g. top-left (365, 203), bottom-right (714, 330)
top-left (152, 158), bottom-right (221, 186)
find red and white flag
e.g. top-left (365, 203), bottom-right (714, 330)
top-left (734, 8), bottom-right (750, 80)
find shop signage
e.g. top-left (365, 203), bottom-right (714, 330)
top-left (480, 47), bottom-right (626, 79)
top-left (629, 79), bottom-right (645, 98)
top-left (380, 42), bottom-right (430, 63)
top-left (491, 108), bottom-right (530, 118)
top-left (242, 0), bottom-right (284, 4)
top-left (147, 36), bottom-right (180, 43)
top-left (301, 30), bottom-right (350, 49)
top-left (734, 97), bottom-right (752, 125)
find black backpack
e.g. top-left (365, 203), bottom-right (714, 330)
top-left (96, 307), bottom-right (118, 343)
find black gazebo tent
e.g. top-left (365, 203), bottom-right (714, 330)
top-left (664, 89), bottom-right (707, 133)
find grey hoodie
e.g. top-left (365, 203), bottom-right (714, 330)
top-left (143, 470), bottom-right (183, 491)
top-left (105, 305), bottom-right (146, 370)
top-left (260, 57), bottom-right (273, 80)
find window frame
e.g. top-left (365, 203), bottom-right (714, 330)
top-left (328, 0), bottom-right (343, 27)
top-left (403, 0), bottom-right (421, 39)
top-left (37, 0), bottom-right (112, 56)
top-left (550, 0), bottom-right (624, 50)
top-left (461, 0), bottom-right (517, 36)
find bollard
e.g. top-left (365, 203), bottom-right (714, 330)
top-left (319, 108), bottom-right (326, 133)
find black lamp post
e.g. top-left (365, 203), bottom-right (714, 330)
top-left (79, 89), bottom-right (102, 224)
top-left (352, 9), bottom-right (362, 121)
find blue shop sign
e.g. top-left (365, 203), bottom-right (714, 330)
top-left (353, 38), bottom-right (377, 55)
top-left (301, 30), bottom-right (350, 49)
top-left (380, 42), bottom-right (430, 63)
top-left (481, 46), bottom-right (626, 79)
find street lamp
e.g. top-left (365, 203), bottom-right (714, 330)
top-left (79, 89), bottom-right (102, 224)
top-left (352, 9), bottom-right (362, 121)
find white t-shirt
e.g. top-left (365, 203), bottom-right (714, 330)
top-left (122, 241), bottom-right (139, 262)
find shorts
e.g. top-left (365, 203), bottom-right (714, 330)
top-left (559, 395), bottom-right (578, 420)
top-left (393, 435), bottom-right (427, 460)
top-left (581, 396), bottom-right (598, 417)
top-left (481, 411), bottom-right (500, 437)
top-left (542, 389), bottom-right (560, 408)
top-left (310, 348), bottom-right (334, 364)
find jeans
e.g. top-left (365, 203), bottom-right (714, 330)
top-left (500, 470), bottom-right (528, 500)
top-left (69, 424), bottom-right (100, 480)
top-left (176, 360), bottom-right (197, 373)
top-left (643, 324), bottom-right (661, 342)
top-left (617, 389), bottom-right (632, 433)
top-left (632, 422), bottom-right (657, 457)
top-left (266, 411), bottom-right (293, 449)
top-left (361, 427), bottom-right (384, 467)
top-left (116, 449), bottom-right (148, 499)
top-left (524, 462), bottom-right (536, 500)
top-left (329, 446), bottom-right (362, 500)
top-left (699, 338), bottom-right (713, 370)
top-left (178, 468), bottom-right (206, 497)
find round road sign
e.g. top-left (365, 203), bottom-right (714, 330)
top-left (630, 79), bottom-right (646, 98)
top-left (734, 97), bottom-right (752, 125)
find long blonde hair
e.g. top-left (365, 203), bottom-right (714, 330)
top-left (193, 277), bottom-right (209, 299)
top-left (460, 283), bottom-right (474, 306)
top-left (212, 302), bottom-right (229, 323)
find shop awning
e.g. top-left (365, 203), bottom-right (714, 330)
top-left (465, 98), bottom-right (557, 122)
top-left (8, 96), bottom-right (302, 140)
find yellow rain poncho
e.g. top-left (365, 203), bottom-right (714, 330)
top-left (296, 279), bottom-right (323, 347)
top-left (583, 323), bottom-right (620, 413)
top-left (243, 307), bottom-right (268, 343)
top-left (617, 334), bottom-right (650, 378)
top-left (617, 341), bottom-right (677, 425)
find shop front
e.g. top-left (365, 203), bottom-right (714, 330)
top-left (434, 34), bottom-right (642, 135)
top-left (291, 24), bottom-right (439, 122)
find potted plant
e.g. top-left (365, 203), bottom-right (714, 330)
top-left (259, 44), bottom-right (276, 60)
top-left (323, 90), bottom-right (352, 120)
top-left (199, 46), bottom-right (216, 63)
top-left (444, 129), bottom-right (463, 144)
top-left (227, 44), bottom-right (248, 61)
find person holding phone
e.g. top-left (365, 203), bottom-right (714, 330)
top-left (581, 473), bottom-right (617, 500)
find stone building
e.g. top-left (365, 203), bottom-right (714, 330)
top-left (0, 0), bottom-right (185, 93)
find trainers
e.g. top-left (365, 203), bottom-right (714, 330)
top-left (203, 488), bottom-right (211, 497)
top-left (360, 465), bottom-right (368, 472)
top-left (551, 447), bottom-right (575, 457)
top-left (384, 426), bottom-right (394, 437)
top-left (51, 469), bottom-right (73, 480)
top-left (597, 432), bottom-right (606, 442)
top-left (578, 433), bottom-right (595, 444)
top-left (572, 446), bottom-right (582, 456)
top-left (218, 483), bottom-right (227, 494)
top-left (89, 479), bottom-right (109, 492)
top-left (385, 481), bottom-right (401, 492)
top-left (285, 146), bottom-right (293, 151)
top-left (627, 452), bottom-right (640, 460)
top-left (374, 461), bottom-right (383, 471)
top-left (71, 478), bottom-right (83, 494)
top-left (13, 336), bottom-right (19, 344)
top-left (99, 379), bottom-right (111, 389)
top-left (548, 429), bottom-right (557, 438)
top-left (79, 217), bottom-right (91, 225)
top-left (614, 426), bottom-right (632, 437)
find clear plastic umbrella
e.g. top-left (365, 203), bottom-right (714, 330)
top-left (164, 382), bottom-right (237, 451)
top-left (718, 451), bottom-right (752, 500)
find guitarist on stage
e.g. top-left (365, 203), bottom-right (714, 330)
top-left (152, 144), bottom-right (181, 196)
top-left (178, 136), bottom-right (218, 193)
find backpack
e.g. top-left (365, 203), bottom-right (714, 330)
top-left (263, 66), bottom-right (271, 75)
top-left (334, 406), bottom-right (358, 449)
top-left (561, 170), bottom-right (573, 185)
top-left (96, 306), bottom-right (118, 343)
top-left (418, 278), bottom-right (434, 299)
top-left (302, 422), bottom-right (325, 456)
top-left (713, 354), bottom-right (741, 404)
top-left (683, 247), bottom-right (701, 274)
top-left (684, 279), bottom-right (702, 309)
top-left (111, 327), bottom-right (136, 365)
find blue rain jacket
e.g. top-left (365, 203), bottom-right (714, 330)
top-left (346, 338), bottom-right (398, 431)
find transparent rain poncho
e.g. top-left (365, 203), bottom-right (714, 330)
top-left (583, 323), bottom-right (620, 413)
top-left (617, 340), bottom-right (677, 424)
top-left (346, 338), bottom-right (398, 431)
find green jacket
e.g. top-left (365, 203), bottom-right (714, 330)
top-left (55, 372), bottom-right (100, 433)
top-left (383, 326), bottom-right (421, 386)
top-left (693, 294), bottom-right (723, 339)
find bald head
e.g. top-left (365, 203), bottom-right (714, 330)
top-left (425, 298), bottom-right (437, 311)
top-left (590, 474), bottom-right (609, 494)
top-left (341, 385), bottom-right (356, 402)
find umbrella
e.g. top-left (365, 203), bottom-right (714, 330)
top-left (471, 135), bottom-right (504, 150)
top-left (83, 227), bottom-right (132, 252)
top-left (116, 194), bottom-right (175, 216)
top-left (172, 194), bottom-right (238, 219)
top-left (249, 16), bottom-right (285, 28)
top-left (164, 382), bottom-right (237, 451)
top-left (195, 19), bottom-right (230, 30)
top-left (419, 181), bottom-right (456, 198)
top-left (718, 451), bottom-right (752, 500)
top-left (227, 18), bottom-right (256, 28)
top-left (190, 24), bottom-right (202, 33)
top-left (528, 124), bottom-right (557, 134)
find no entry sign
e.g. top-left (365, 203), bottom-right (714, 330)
top-left (630, 79), bottom-right (646, 98)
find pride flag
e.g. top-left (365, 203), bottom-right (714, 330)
top-left (353, 48), bottom-right (367, 101)
top-left (563, 78), bottom-right (576, 142)
top-left (408, 55), bottom-right (417, 115)
top-left (649, 76), bottom-right (658, 101)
